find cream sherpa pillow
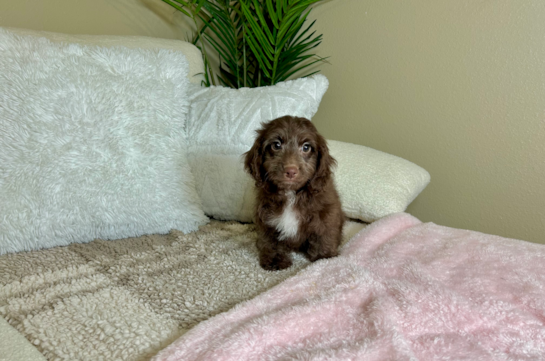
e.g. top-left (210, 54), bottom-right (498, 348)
top-left (0, 28), bottom-right (208, 255)
top-left (328, 140), bottom-right (430, 222)
top-left (188, 140), bottom-right (430, 223)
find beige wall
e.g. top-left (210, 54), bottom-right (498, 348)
top-left (1, 0), bottom-right (544, 243)
top-left (0, 0), bottom-right (192, 38)
top-left (308, 0), bottom-right (545, 244)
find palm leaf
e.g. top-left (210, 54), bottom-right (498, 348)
top-left (278, 56), bottom-right (329, 82)
top-left (240, 1), bottom-right (275, 58)
top-left (252, 0), bottom-right (276, 45)
top-left (161, 0), bottom-right (327, 88)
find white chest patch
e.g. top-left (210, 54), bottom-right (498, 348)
top-left (267, 191), bottom-right (299, 241)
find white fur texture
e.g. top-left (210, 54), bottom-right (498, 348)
top-left (267, 191), bottom-right (299, 240)
top-left (186, 76), bottom-right (329, 221)
top-left (0, 28), bottom-right (208, 255)
top-left (4, 26), bottom-right (206, 85)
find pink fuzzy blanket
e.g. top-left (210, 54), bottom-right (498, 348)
top-left (153, 213), bottom-right (545, 360)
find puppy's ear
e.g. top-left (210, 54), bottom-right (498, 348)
top-left (309, 134), bottom-right (336, 193)
top-left (244, 131), bottom-right (265, 187)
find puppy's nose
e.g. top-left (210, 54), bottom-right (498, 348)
top-left (284, 166), bottom-right (299, 180)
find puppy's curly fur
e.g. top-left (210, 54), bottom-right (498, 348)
top-left (244, 116), bottom-right (345, 271)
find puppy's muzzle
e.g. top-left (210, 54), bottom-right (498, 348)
top-left (284, 165), bottom-right (299, 180)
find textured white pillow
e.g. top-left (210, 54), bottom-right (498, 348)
top-left (328, 140), bottom-right (431, 222)
top-left (186, 75), bottom-right (329, 221)
top-left (0, 28), bottom-right (208, 255)
top-left (186, 75), bottom-right (329, 152)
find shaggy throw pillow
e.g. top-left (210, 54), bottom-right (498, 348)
top-left (186, 75), bottom-right (329, 221)
top-left (0, 28), bottom-right (208, 255)
top-left (4, 26), bottom-right (206, 85)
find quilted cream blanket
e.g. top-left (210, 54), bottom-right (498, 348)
top-left (2, 221), bottom-right (359, 360)
top-left (153, 213), bottom-right (545, 361)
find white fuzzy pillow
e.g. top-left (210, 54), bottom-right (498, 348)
top-left (0, 28), bottom-right (208, 255)
top-left (4, 26), bottom-right (206, 85)
top-left (186, 76), bottom-right (329, 221)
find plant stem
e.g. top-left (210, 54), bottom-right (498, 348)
top-left (243, 26), bottom-right (247, 88)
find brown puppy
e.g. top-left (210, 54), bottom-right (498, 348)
top-left (244, 116), bottom-right (345, 271)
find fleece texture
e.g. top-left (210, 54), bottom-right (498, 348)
top-left (0, 27), bottom-right (208, 255)
top-left (186, 75), bottom-right (329, 221)
top-left (153, 213), bottom-right (545, 361)
top-left (0, 220), bottom-right (366, 360)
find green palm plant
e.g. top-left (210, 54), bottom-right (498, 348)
top-left (160, 0), bottom-right (328, 88)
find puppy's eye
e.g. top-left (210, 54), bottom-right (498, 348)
top-left (272, 141), bottom-right (282, 151)
top-left (302, 143), bottom-right (312, 153)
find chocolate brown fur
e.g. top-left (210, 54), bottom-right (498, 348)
top-left (244, 116), bottom-right (345, 271)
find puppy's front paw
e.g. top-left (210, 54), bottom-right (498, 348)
top-left (260, 253), bottom-right (292, 271)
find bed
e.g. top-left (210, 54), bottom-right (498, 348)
top-left (1, 27), bottom-right (544, 361)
